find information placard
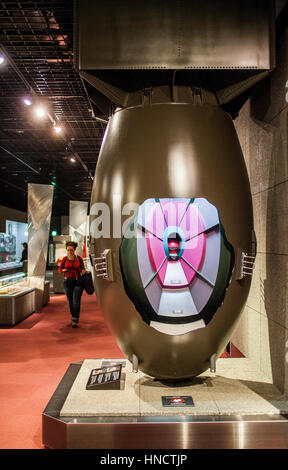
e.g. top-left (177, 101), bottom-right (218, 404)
top-left (162, 396), bottom-right (194, 407)
top-left (86, 364), bottom-right (122, 390)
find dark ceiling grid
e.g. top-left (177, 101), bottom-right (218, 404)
top-left (0, 1), bottom-right (105, 215)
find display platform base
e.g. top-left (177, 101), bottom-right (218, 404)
top-left (42, 358), bottom-right (288, 449)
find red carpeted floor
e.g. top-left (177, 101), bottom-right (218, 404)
top-left (0, 292), bottom-right (124, 449)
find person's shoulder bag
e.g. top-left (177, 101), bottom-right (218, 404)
top-left (79, 256), bottom-right (95, 295)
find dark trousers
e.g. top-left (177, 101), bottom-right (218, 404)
top-left (63, 278), bottom-right (84, 322)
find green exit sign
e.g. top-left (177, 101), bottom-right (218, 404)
top-left (51, 231), bottom-right (58, 236)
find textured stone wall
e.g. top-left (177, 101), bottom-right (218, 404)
top-left (232, 22), bottom-right (288, 394)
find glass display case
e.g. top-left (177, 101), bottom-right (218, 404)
top-left (0, 272), bottom-right (29, 296)
top-left (0, 272), bottom-right (35, 325)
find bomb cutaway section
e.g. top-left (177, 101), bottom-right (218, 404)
top-left (120, 198), bottom-right (234, 335)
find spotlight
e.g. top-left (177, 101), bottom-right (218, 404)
top-left (34, 106), bottom-right (46, 118)
top-left (54, 125), bottom-right (62, 134)
top-left (70, 157), bottom-right (76, 162)
top-left (0, 56), bottom-right (5, 65)
top-left (24, 98), bottom-right (32, 106)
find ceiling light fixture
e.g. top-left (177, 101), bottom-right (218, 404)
top-left (34, 106), bottom-right (46, 118)
top-left (24, 98), bottom-right (32, 106)
top-left (54, 125), bottom-right (62, 134)
top-left (0, 56), bottom-right (5, 65)
top-left (70, 157), bottom-right (76, 162)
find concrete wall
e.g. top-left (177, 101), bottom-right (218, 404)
top-left (232, 21), bottom-right (288, 394)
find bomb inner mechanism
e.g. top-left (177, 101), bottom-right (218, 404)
top-left (167, 234), bottom-right (181, 260)
top-left (163, 227), bottom-right (186, 264)
top-left (120, 197), bottom-right (234, 335)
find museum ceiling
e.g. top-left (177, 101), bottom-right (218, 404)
top-left (0, 0), bottom-right (106, 215)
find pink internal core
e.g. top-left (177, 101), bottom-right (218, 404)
top-left (145, 201), bottom-right (207, 288)
top-left (168, 238), bottom-right (180, 253)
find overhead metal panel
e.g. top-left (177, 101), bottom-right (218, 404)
top-left (75, 0), bottom-right (275, 71)
top-left (27, 183), bottom-right (54, 312)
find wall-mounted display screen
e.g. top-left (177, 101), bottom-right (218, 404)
top-left (0, 232), bottom-right (16, 264)
top-left (0, 220), bottom-right (28, 271)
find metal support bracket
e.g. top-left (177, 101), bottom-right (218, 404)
top-left (132, 354), bottom-right (139, 373)
top-left (190, 86), bottom-right (203, 105)
top-left (209, 353), bottom-right (217, 373)
top-left (142, 87), bottom-right (153, 106)
top-left (235, 248), bottom-right (256, 280)
top-left (91, 249), bottom-right (114, 281)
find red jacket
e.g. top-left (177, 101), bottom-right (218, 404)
top-left (58, 256), bottom-right (85, 279)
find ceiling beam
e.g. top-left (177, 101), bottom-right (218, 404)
top-left (0, 145), bottom-right (40, 175)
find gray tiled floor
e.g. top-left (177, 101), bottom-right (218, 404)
top-left (60, 358), bottom-right (288, 417)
